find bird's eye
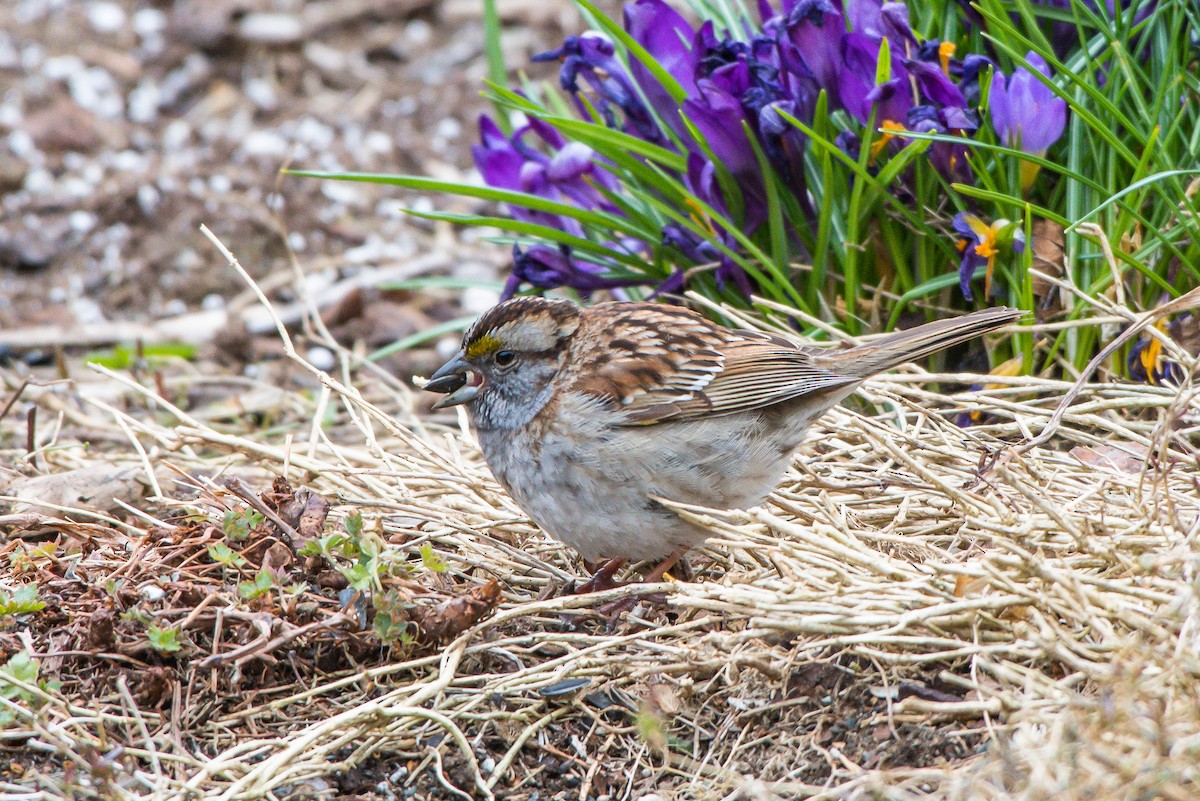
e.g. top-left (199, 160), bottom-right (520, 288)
top-left (494, 350), bottom-right (517, 367)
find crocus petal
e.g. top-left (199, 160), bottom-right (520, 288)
top-left (785, 0), bottom-right (845, 107)
top-left (989, 51), bottom-right (1067, 154)
top-left (472, 116), bottom-right (527, 191)
top-left (907, 60), bottom-right (967, 108)
top-left (988, 70), bottom-right (1012, 142)
top-left (624, 0), bottom-right (699, 137)
top-left (683, 79), bottom-right (760, 183)
top-left (509, 244), bottom-right (641, 297)
top-left (546, 141), bottom-right (596, 182)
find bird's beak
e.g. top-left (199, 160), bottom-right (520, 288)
top-left (425, 352), bottom-right (481, 410)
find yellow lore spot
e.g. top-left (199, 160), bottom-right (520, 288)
top-left (465, 333), bottom-right (502, 359)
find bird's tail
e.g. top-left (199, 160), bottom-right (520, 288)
top-left (822, 307), bottom-right (1022, 378)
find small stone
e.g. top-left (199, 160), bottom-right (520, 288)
top-left (87, 1), bottom-right (127, 33)
top-left (25, 98), bottom-right (103, 153)
top-left (237, 12), bottom-right (304, 45)
top-left (240, 129), bottom-right (289, 158)
top-left (305, 346), bottom-right (336, 372)
top-left (137, 184), bottom-right (160, 215)
top-left (68, 210), bottom-right (97, 234)
top-left (133, 7), bottom-right (167, 38)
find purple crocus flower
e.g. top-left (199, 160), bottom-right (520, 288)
top-left (906, 105), bottom-right (975, 183)
top-left (663, 222), bottom-right (753, 297)
top-left (989, 52), bottom-right (1068, 155)
top-left (846, 0), bottom-right (917, 53)
top-left (504, 244), bottom-right (644, 299)
top-left (783, 0), bottom-right (847, 109)
top-left (624, 0), bottom-right (701, 139)
top-left (472, 115), bottom-right (619, 238)
top-left (953, 212), bottom-right (1024, 301)
top-left (838, 33), bottom-right (913, 126)
top-left (1127, 318), bottom-right (1186, 386)
top-left (534, 33), bottom-right (665, 142)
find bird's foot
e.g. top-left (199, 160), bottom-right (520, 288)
top-left (566, 558), bottom-right (628, 595)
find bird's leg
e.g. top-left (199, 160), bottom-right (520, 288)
top-left (641, 544), bottom-right (691, 583)
top-left (571, 557), bottom-right (628, 594)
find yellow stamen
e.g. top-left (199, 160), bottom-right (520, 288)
top-left (938, 42), bottom-right (956, 76)
top-left (683, 197), bottom-right (718, 237)
top-left (870, 120), bottom-right (906, 160)
top-left (984, 355), bottom-right (1024, 390)
top-left (1139, 320), bottom-right (1171, 385)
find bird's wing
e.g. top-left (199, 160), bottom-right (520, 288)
top-left (567, 303), bottom-right (859, 425)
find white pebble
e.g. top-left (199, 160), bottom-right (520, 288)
top-left (238, 12), bottom-right (304, 45)
top-left (128, 80), bottom-right (161, 124)
top-left (69, 66), bottom-right (124, 118)
top-left (435, 117), bottom-right (462, 140)
top-left (305, 346), bottom-right (336, 372)
top-left (87, 1), bottom-right (126, 33)
top-left (435, 337), bottom-right (461, 360)
top-left (364, 130), bottom-right (393, 155)
top-left (0, 101), bottom-right (21, 128)
top-left (240, 129), bottom-right (289, 158)
top-left (137, 184), bottom-right (160, 215)
top-left (132, 7), bottom-right (167, 38)
top-left (20, 43), bottom-right (44, 72)
top-left (405, 19), bottom-right (432, 46)
top-left (243, 77), bottom-right (278, 111)
top-left (0, 36), bottom-right (18, 70)
top-left (293, 116), bottom-right (334, 150)
top-left (68, 210), bottom-right (96, 233)
top-left (162, 119), bottom-right (191, 151)
top-left (8, 129), bottom-right (37, 159)
top-left (110, 149), bottom-right (146, 172)
top-left (43, 54), bottom-right (84, 81)
top-left (71, 296), bottom-right (105, 325)
top-left (139, 584), bottom-right (166, 602)
top-left (23, 167), bottom-right (53, 194)
top-left (320, 180), bottom-right (363, 207)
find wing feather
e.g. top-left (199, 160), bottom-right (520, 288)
top-left (567, 304), bottom-right (859, 426)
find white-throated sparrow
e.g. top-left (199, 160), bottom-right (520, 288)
top-left (424, 298), bottom-right (1019, 586)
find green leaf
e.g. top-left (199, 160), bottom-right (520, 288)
top-left (481, 0), bottom-right (509, 131)
top-left (238, 569), bottom-right (276, 600)
top-left (419, 543), bottom-right (448, 573)
top-left (207, 542), bottom-right (247, 568)
top-left (0, 585), bottom-right (45, 616)
top-left (147, 625), bottom-right (182, 653)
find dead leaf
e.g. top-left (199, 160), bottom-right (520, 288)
top-left (88, 607), bottom-right (116, 649)
top-left (412, 579), bottom-right (502, 641)
top-left (644, 678), bottom-right (680, 717)
top-left (261, 541), bottom-right (294, 579)
top-left (1031, 219), bottom-right (1065, 300)
top-left (9, 466), bottom-right (146, 519)
top-left (297, 493), bottom-right (330, 541)
top-left (1070, 443), bottom-right (1150, 474)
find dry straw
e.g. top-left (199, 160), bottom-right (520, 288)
top-left (0, 229), bottom-right (1196, 800)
